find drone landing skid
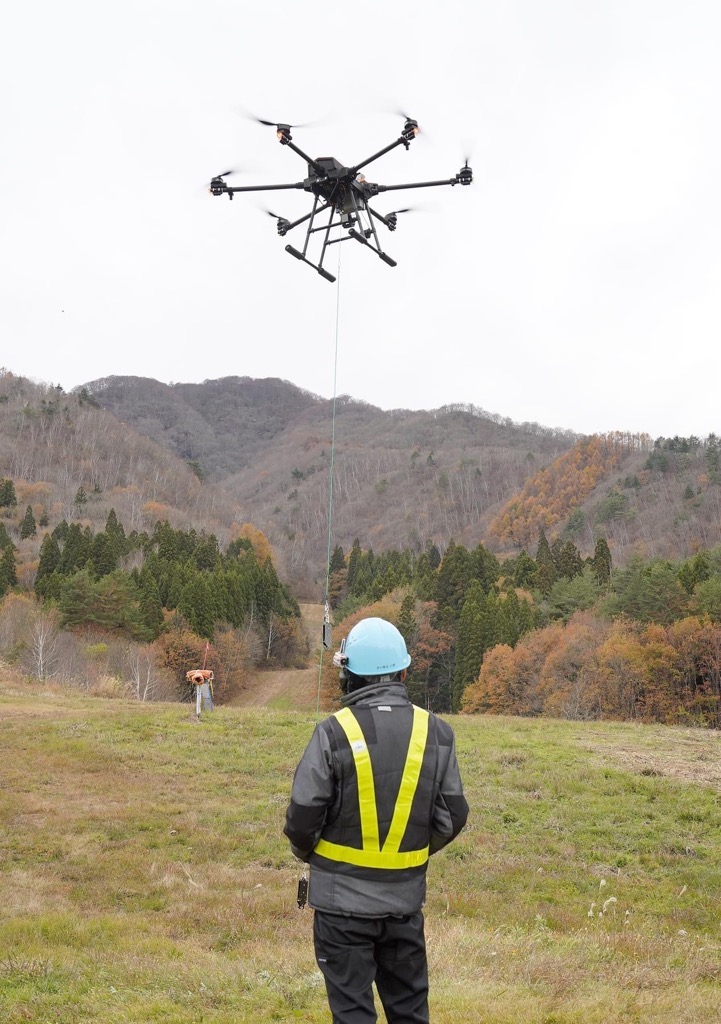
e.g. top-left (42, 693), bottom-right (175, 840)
top-left (285, 245), bottom-right (336, 283)
top-left (282, 197), bottom-right (397, 284)
top-left (348, 229), bottom-right (397, 267)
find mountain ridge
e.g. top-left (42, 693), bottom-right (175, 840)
top-left (3, 370), bottom-right (720, 596)
top-left (79, 374), bottom-right (582, 586)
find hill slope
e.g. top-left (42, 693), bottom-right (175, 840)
top-left (80, 374), bottom-right (579, 583)
top-left (80, 374), bottom-right (721, 584)
top-left (0, 371), bottom-right (253, 594)
top-left (4, 370), bottom-right (721, 592)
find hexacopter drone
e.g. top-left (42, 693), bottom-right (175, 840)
top-left (209, 116), bottom-right (472, 283)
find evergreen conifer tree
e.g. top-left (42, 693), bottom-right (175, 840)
top-left (105, 509), bottom-right (127, 556)
top-left (329, 545), bottom-right (345, 573)
top-left (591, 537), bottom-right (612, 587)
top-left (426, 543), bottom-right (442, 571)
top-left (52, 519), bottom-right (69, 543)
top-left (434, 540), bottom-right (474, 626)
top-left (0, 479), bottom-right (17, 508)
top-left (397, 593), bottom-right (417, 646)
top-left (0, 545), bottom-right (18, 594)
top-left (19, 505), bottom-right (37, 540)
top-left (452, 581), bottom-right (486, 710)
top-left (346, 539), bottom-right (362, 590)
top-left (560, 540), bottom-right (584, 580)
top-left (705, 434), bottom-right (720, 482)
top-left (472, 543), bottom-right (500, 592)
top-left (58, 523), bottom-right (92, 574)
top-left (535, 529), bottom-right (557, 595)
top-left (513, 550), bottom-right (538, 589)
top-left (91, 532), bottom-right (118, 578)
top-left (178, 573), bottom-right (216, 639)
top-left (550, 537), bottom-right (565, 575)
top-left (137, 571), bottom-right (165, 637)
top-left (35, 534), bottom-right (61, 596)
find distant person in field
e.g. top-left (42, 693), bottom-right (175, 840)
top-left (284, 617), bottom-right (468, 1024)
top-left (187, 669), bottom-right (214, 717)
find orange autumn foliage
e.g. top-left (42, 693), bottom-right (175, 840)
top-left (232, 523), bottom-right (275, 565)
top-left (462, 611), bottom-right (721, 727)
top-left (487, 435), bottom-right (639, 549)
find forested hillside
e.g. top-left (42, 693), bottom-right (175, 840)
top-left (317, 530), bottom-right (721, 727)
top-left (4, 368), bottom-right (721, 727)
top-left (78, 376), bottom-right (721, 590)
top-left (0, 372), bottom-right (244, 546)
top-left (81, 374), bottom-right (582, 585)
top-left (0, 371), bottom-right (306, 704)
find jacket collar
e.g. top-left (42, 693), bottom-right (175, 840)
top-left (341, 681), bottom-right (410, 707)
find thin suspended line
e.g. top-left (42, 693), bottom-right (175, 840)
top-left (316, 242), bottom-right (342, 720)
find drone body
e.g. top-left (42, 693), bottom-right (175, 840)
top-left (209, 118), bottom-right (472, 283)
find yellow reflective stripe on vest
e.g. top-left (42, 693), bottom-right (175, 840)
top-left (383, 706), bottom-right (429, 852)
top-left (314, 843), bottom-right (430, 870)
top-left (314, 705), bottom-right (430, 871)
top-left (334, 706), bottom-right (380, 851)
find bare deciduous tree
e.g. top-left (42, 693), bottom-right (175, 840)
top-left (28, 610), bottom-right (60, 681)
top-left (124, 643), bottom-right (171, 701)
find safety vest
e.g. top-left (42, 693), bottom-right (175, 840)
top-left (314, 705), bottom-right (431, 870)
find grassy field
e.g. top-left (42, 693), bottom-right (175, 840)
top-left (1, 680), bottom-right (720, 1023)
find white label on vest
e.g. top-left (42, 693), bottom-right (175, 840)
top-left (377, 706), bottom-right (392, 711)
top-left (351, 740), bottom-right (366, 753)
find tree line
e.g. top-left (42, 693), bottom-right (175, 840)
top-left (1, 477), bottom-right (306, 701)
top-left (324, 529), bottom-right (721, 726)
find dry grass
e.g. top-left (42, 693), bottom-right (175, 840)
top-left (1, 680), bottom-right (720, 1022)
top-left (579, 722), bottom-right (721, 790)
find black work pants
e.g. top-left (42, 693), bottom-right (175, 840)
top-left (313, 909), bottom-right (429, 1024)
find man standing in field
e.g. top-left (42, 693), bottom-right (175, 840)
top-left (284, 616), bottom-right (468, 1023)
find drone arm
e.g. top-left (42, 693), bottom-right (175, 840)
top-left (224, 181), bottom-right (307, 193)
top-left (368, 206), bottom-right (392, 228)
top-left (376, 178), bottom-right (460, 192)
top-left (373, 162), bottom-right (472, 192)
top-left (283, 140), bottom-right (327, 176)
top-left (351, 136), bottom-right (416, 176)
top-left (284, 207), bottom-right (323, 232)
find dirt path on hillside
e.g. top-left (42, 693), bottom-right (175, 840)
top-left (229, 603), bottom-right (326, 710)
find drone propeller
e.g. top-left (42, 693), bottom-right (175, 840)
top-left (255, 117), bottom-right (294, 128)
top-left (261, 207), bottom-right (291, 236)
top-left (206, 167), bottom-right (246, 186)
top-left (241, 108), bottom-right (315, 129)
top-left (386, 106), bottom-right (422, 140)
top-left (382, 207), bottom-right (418, 232)
top-left (207, 168), bottom-right (245, 198)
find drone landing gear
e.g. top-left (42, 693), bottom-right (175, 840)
top-left (279, 192), bottom-right (400, 283)
top-left (285, 245), bottom-right (336, 283)
top-left (348, 229), bottom-right (397, 267)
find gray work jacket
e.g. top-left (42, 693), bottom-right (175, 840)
top-left (284, 682), bottom-right (468, 917)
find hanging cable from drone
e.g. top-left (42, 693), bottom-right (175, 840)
top-left (208, 112), bottom-right (472, 697)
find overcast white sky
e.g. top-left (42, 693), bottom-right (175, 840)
top-left (2, 1), bottom-right (720, 438)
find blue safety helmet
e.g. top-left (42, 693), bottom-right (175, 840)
top-left (344, 617), bottom-right (411, 678)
